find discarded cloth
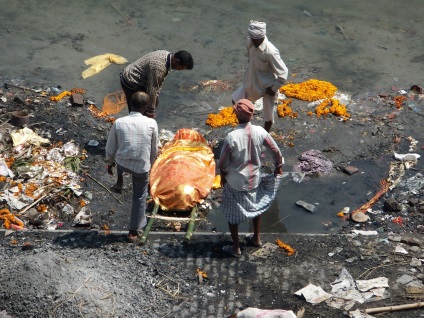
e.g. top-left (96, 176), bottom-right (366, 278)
top-left (82, 53), bottom-right (128, 79)
top-left (11, 127), bottom-right (50, 147)
top-left (294, 149), bottom-right (333, 175)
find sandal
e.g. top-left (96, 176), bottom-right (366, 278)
top-left (222, 245), bottom-right (241, 258)
top-left (126, 231), bottom-right (139, 243)
top-left (110, 185), bottom-right (123, 194)
top-left (245, 234), bottom-right (262, 247)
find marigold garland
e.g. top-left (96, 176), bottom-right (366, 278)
top-left (315, 98), bottom-right (350, 119)
top-left (277, 99), bottom-right (298, 118)
top-left (394, 95), bottom-right (407, 109)
top-left (0, 208), bottom-right (24, 229)
top-left (276, 239), bottom-right (295, 256)
top-left (206, 106), bottom-right (239, 128)
top-left (71, 87), bottom-right (86, 94)
top-left (279, 79), bottom-right (337, 101)
top-left (50, 91), bottom-right (72, 101)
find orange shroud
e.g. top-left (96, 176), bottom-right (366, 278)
top-left (150, 129), bottom-right (216, 211)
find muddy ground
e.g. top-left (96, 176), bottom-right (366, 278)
top-left (0, 75), bottom-right (423, 317)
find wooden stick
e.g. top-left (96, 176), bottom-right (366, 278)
top-left (4, 82), bottom-right (37, 92)
top-left (270, 215), bottom-right (290, 227)
top-left (110, 2), bottom-right (135, 25)
top-left (184, 206), bottom-right (198, 241)
top-left (84, 173), bottom-right (122, 205)
top-left (19, 194), bottom-right (48, 215)
top-left (364, 301), bottom-right (424, 314)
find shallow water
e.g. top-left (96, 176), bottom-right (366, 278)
top-left (0, 0), bottom-right (423, 233)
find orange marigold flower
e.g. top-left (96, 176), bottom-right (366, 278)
top-left (0, 208), bottom-right (24, 229)
top-left (50, 91), bottom-right (72, 101)
top-left (393, 95), bottom-right (407, 109)
top-left (279, 79), bottom-right (337, 101)
top-left (276, 239), bottom-right (295, 256)
top-left (206, 106), bottom-right (239, 128)
top-left (37, 204), bottom-right (48, 212)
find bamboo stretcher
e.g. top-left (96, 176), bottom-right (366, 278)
top-left (139, 203), bottom-right (199, 245)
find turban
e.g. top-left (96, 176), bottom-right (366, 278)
top-left (234, 99), bottom-right (254, 122)
top-left (248, 20), bottom-right (266, 39)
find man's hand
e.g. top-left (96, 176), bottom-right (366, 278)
top-left (220, 170), bottom-right (227, 188)
top-left (274, 166), bottom-right (282, 176)
top-left (265, 87), bottom-right (276, 96)
top-left (107, 165), bottom-right (114, 176)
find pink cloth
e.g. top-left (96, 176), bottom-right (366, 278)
top-left (233, 99), bottom-right (254, 122)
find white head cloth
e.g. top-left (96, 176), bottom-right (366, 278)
top-left (248, 20), bottom-right (266, 39)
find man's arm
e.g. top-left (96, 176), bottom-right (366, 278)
top-left (145, 61), bottom-right (166, 118)
top-left (105, 123), bottom-right (118, 175)
top-left (217, 138), bottom-right (231, 187)
top-left (263, 133), bottom-right (283, 175)
top-left (269, 48), bottom-right (289, 93)
top-left (150, 121), bottom-right (159, 165)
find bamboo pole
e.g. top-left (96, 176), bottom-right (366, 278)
top-left (139, 203), bottom-right (159, 245)
top-left (84, 173), bottom-right (123, 205)
top-left (147, 215), bottom-right (201, 222)
top-left (184, 206), bottom-right (198, 241)
top-left (364, 301), bottom-right (424, 314)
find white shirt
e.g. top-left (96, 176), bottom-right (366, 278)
top-left (105, 112), bottom-right (158, 174)
top-left (217, 123), bottom-right (283, 191)
top-left (243, 36), bottom-right (289, 100)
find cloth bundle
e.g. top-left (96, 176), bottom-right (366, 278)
top-left (82, 53), bottom-right (128, 79)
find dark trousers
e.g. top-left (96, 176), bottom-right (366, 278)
top-left (117, 164), bottom-right (149, 232)
top-left (120, 73), bottom-right (146, 113)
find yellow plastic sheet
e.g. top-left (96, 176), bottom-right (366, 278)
top-left (82, 53), bottom-right (127, 79)
top-left (102, 90), bottom-right (127, 115)
top-left (150, 129), bottom-right (216, 211)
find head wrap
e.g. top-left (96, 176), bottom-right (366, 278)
top-left (248, 20), bottom-right (266, 39)
top-left (234, 99), bottom-right (254, 122)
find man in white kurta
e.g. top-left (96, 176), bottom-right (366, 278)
top-left (232, 20), bottom-right (289, 132)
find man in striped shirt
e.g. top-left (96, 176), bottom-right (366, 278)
top-left (105, 92), bottom-right (158, 242)
top-left (120, 50), bottom-right (194, 118)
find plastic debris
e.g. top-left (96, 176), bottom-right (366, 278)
top-left (295, 284), bottom-right (333, 304)
top-left (394, 153), bottom-right (420, 162)
top-left (296, 200), bottom-right (316, 213)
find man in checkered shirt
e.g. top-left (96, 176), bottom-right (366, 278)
top-left (120, 50), bottom-right (194, 117)
top-left (218, 99), bottom-right (283, 257)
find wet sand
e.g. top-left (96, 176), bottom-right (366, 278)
top-left (0, 0), bottom-right (423, 233)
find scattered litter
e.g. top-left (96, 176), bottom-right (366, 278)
top-left (234, 307), bottom-right (297, 318)
top-left (11, 127), bottom-right (50, 147)
top-left (296, 200), bottom-right (316, 213)
top-left (294, 284), bottom-right (333, 304)
top-left (394, 245), bottom-right (408, 254)
top-left (394, 152), bottom-right (420, 162)
top-left (251, 242), bottom-right (279, 258)
top-left (87, 140), bottom-right (99, 147)
top-left (351, 212), bottom-right (369, 223)
top-left (72, 207), bottom-right (92, 226)
top-left (351, 230), bottom-right (378, 236)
